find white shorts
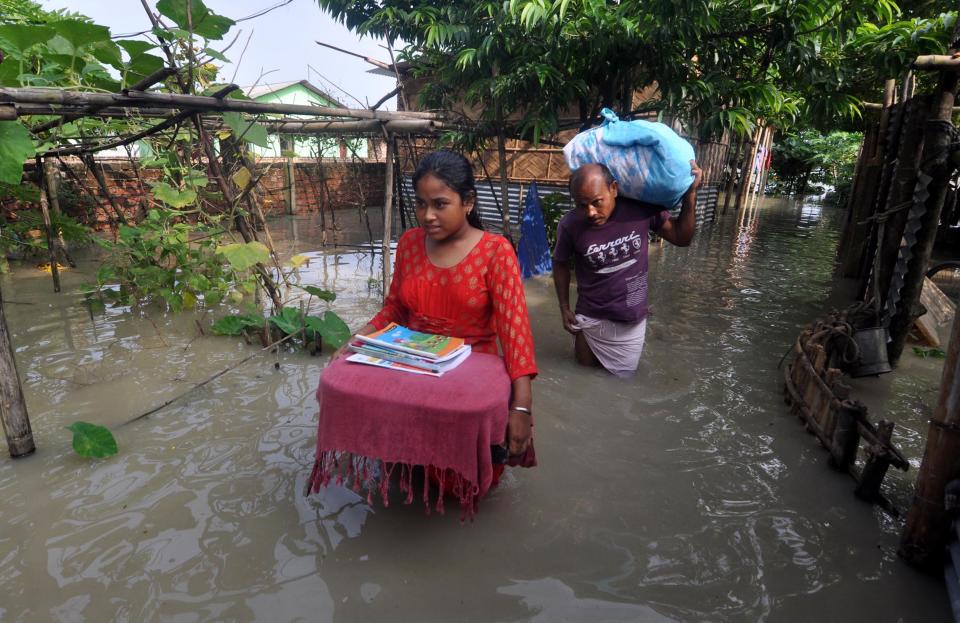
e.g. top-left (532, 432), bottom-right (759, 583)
top-left (575, 314), bottom-right (647, 377)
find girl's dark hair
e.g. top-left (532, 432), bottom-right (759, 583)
top-left (412, 150), bottom-right (483, 229)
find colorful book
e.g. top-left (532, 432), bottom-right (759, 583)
top-left (353, 323), bottom-right (468, 362)
top-left (349, 342), bottom-right (472, 374)
top-left (346, 347), bottom-right (472, 377)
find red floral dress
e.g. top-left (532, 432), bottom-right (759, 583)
top-left (370, 228), bottom-right (537, 381)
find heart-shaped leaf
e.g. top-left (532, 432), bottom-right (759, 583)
top-left (269, 307), bottom-right (303, 335)
top-left (217, 241), bottom-right (270, 271)
top-left (305, 311), bottom-right (351, 348)
top-left (67, 421), bottom-right (118, 459)
top-left (156, 0), bottom-right (235, 40)
top-left (151, 181), bottom-right (196, 208)
top-left (0, 121), bottom-right (34, 185)
top-left (211, 313), bottom-right (263, 336)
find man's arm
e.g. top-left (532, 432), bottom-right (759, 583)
top-left (657, 160), bottom-right (702, 247)
top-left (552, 260), bottom-right (580, 334)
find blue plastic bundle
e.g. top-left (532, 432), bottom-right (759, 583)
top-left (563, 108), bottom-right (696, 208)
top-left (517, 182), bottom-right (553, 279)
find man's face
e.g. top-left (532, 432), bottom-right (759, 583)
top-left (571, 173), bottom-right (618, 227)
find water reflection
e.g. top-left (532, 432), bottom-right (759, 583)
top-left (0, 199), bottom-right (951, 621)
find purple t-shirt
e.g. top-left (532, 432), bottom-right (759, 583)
top-left (552, 197), bottom-right (670, 323)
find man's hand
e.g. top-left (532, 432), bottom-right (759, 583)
top-left (560, 306), bottom-right (581, 334)
top-left (688, 159), bottom-right (703, 194)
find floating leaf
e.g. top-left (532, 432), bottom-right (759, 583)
top-left (217, 241), bottom-right (270, 271)
top-left (913, 347), bottom-right (946, 359)
top-left (305, 311), bottom-right (351, 348)
top-left (151, 181), bottom-right (196, 208)
top-left (0, 121), bottom-right (34, 185)
top-left (300, 285), bottom-right (336, 302)
top-left (67, 421), bottom-right (118, 459)
top-left (269, 306), bottom-right (303, 335)
top-left (232, 166), bottom-right (251, 189)
top-left (156, 0), bottom-right (236, 40)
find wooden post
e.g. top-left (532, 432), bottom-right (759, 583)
top-left (855, 420), bottom-right (895, 502)
top-left (36, 158), bottom-right (60, 293)
top-left (735, 123), bottom-right (762, 211)
top-left (901, 306), bottom-right (960, 568)
top-left (496, 123), bottom-right (514, 243)
top-left (0, 280), bottom-right (35, 458)
top-left (286, 155), bottom-right (296, 216)
top-left (830, 400), bottom-right (862, 470)
top-left (381, 134), bottom-right (395, 300)
top-left (721, 138), bottom-right (744, 215)
top-left (887, 65), bottom-right (960, 364)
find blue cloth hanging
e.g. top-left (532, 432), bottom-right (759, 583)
top-left (517, 182), bottom-right (553, 279)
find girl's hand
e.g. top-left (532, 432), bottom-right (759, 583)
top-left (507, 409), bottom-right (532, 456)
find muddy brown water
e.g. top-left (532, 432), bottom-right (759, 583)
top-left (0, 198), bottom-right (951, 622)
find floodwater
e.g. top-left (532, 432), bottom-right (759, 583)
top-left (0, 197), bottom-right (951, 622)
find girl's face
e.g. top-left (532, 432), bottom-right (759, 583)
top-left (414, 173), bottom-right (476, 241)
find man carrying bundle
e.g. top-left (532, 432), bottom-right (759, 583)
top-left (552, 161), bottom-right (701, 376)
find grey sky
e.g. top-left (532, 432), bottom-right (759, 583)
top-left (38, 0), bottom-right (399, 109)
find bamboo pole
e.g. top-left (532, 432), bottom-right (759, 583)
top-left (36, 158), bottom-right (60, 293)
top-left (286, 156), bottom-right (296, 215)
top-left (900, 309), bottom-right (960, 568)
top-left (381, 135), bottom-right (395, 300)
top-left (0, 86), bottom-right (441, 121)
top-left (735, 123), bottom-right (762, 211)
top-left (721, 138), bottom-right (744, 215)
top-left (912, 55), bottom-right (960, 70)
top-left (0, 280), bottom-right (35, 458)
top-left (496, 117), bottom-right (514, 243)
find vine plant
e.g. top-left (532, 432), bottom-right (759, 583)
top-left (0, 0), bottom-right (352, 352)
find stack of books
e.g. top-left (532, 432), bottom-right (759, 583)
top-left (346, 322), bottom-right (472, 377)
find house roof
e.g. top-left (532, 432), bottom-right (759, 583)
top-left (243, 80), bottom-right (345, 107)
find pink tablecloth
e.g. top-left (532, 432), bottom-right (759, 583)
top-left (307, 352), bottom-right (516, 517)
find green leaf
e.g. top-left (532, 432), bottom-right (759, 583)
top-left (211, 313), bottom-right (263, 336)
top-left (0, 24), bottom-right (55, 53)
top-left (202, 47), bottom-right (229, 62)
top-left (150, 181), bottom-right (197, 208)
top-left (0, 121), bottom-right (34, 185)
top-left (156, 0), bottom-right (236, 40)
top-left (300, 285), bottom-right (336, 302)
top-left (305, 311), bottom-right (351, 348)
top-left (217, 241), bottom-right (270, 270)
top-left (269, 306), bottom-right (303, 335)
top-left (50, 20), bottom-right (112, 51)
top-left (90, 40), bottom-right (124, 70)
top-left (222, 111), bottom-right (269, 148)
top-left (118, 40), bottom-right (155, 59)
top-left (67, 421), bottom-right (118, 459)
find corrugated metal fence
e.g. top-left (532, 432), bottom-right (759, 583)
top-left (399, 176), bottom-right (719, 236)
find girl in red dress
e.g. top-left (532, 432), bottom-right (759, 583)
top-left (348, 150), bottom-right (537, 474)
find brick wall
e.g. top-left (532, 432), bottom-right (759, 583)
top-left (2, 158), bottom-right (386, 230)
